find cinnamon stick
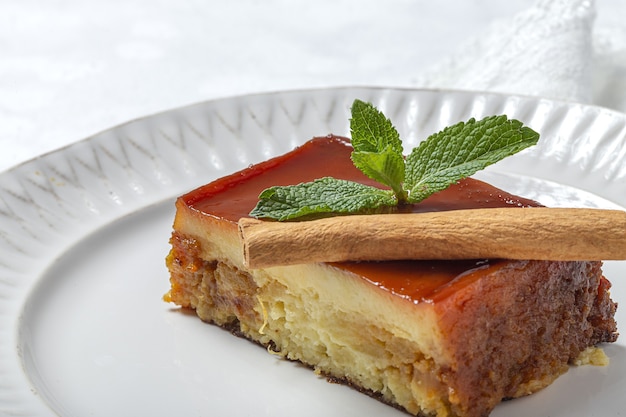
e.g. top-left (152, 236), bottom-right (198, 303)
top-left (238, 208), bottom-right (626, 269)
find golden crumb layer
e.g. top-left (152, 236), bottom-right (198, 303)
top-left (165, 222), bottom-right (618, 417)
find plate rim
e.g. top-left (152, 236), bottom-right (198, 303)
top-left (1, 86), bottom-right (625, 416)
top-left (6, 85), bottom-right (626, 176)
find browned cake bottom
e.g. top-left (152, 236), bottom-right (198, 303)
top-left (165, 230), bottom-right (618, 417)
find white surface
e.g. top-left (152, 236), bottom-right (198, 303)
top-left (1, 88), bottom-right (625, 416)
top-left (2, 0), bottom-right (626, 173)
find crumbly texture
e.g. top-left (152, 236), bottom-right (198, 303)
top-left (165, 230), bottom-right (450, 415)
top-left (573, 346), bottom-right (609, 366)
top-left (431, 259), bottom-right (616, 414)
top-left (165, 214), bottom-right (618, 417)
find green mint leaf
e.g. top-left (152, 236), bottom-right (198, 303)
top-left (351, 146), bottom-right (407, 202)
top-left (350, 99), bottom-right (403, 155)
top-left (249, 100), bottom-right (540, 221)
top-left (249, 177), bottom-right (396, 221)
top-left (350, 99), bottom-right (405, 199)
top-left (404, 115), bottom-right (539, 203)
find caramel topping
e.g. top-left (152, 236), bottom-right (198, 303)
top-left (335, 259), bottom-right (505, 303)
top-left (182, 135), bottom-right (540, 303)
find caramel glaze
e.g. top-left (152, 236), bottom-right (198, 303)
top-left (184, 135), bottom-right (541, 304)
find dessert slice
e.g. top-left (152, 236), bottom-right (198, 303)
top-left (164, 135), bottom-right (618, 417)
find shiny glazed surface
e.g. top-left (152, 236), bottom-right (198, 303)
top-left (183, 136), bottom-right (540, 303)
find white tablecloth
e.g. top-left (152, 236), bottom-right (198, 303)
top-left (2, 0), bottom-right (625, 173)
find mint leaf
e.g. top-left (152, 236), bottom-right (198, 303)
top-left (351, 146), bottom-right (407, 202)
top-left (350, 100), bottom-right (406, 200)
top-left (404, 115), bottom-right (539, 202)
top-left (350, 99), bottom-right (403, 156)
top-left (249, 100), bottom-right (540, 221)
top-left (249, 177), bottom-right (396, 221)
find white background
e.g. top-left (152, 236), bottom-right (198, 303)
top-left (1, 0), bottom-right (625, 172)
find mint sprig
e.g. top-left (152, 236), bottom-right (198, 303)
top-left (249, 99), bottom-right (539, 221)
top-left (404, 114), bottom-right (540, 202)
top-left (350, 99), bottom-right (407, 202)
top-left (251, 177), bottom-right (396, 221)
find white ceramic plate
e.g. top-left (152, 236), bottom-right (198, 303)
top-left (1, 87), bottom-right (625, 417)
